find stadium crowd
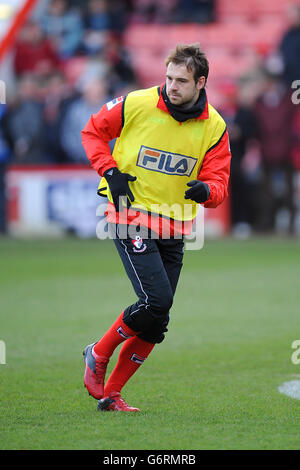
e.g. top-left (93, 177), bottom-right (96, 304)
top-left (0, 0), bottom-right (300, 236)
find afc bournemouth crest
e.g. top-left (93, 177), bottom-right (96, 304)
top-left (131, 235), bottom-right (147, 253)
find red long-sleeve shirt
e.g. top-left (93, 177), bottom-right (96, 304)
top-left (82, 88), bottom-right (231, 235)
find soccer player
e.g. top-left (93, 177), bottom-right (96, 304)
top-left (81, 43), bottom-right (231, 412)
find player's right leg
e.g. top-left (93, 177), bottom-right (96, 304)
top-left (82, 343), bottom-right (109, 399)
top-left (83, 313), bottom-right (137, 399)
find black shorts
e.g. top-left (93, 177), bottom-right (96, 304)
top-left (110, 224), bottom-right (184, 343)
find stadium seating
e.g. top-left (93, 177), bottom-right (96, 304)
top-left (124, 14), bottom-right (287, 90)
top-left (216, 0), bottom-right (292, 21)
top-left (123, 0), bottom-right (294, 96)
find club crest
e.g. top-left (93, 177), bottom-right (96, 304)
top-left (131, 235), bottom-right (147, 253)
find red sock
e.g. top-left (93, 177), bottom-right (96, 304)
top-left (104, 336), bottom-right (155, 396)
top-left (93, 311), bottom-right (137, 358)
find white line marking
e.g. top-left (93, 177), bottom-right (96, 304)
top-left (278, 380), bottom-right (300, 399)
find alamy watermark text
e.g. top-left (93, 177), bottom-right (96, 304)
top-left (291, 80), bottom-right (300, 105)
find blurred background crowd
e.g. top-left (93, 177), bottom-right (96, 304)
top-left (0, 0), bottom-right (300, 237)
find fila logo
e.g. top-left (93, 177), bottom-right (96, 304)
top-left (106, 96), bottom-right (124, 111)
top-left (117, 326), bottom-right (132, 340)
top-left (130, 353), bottom-right (146, 365)
top-left (137, 146), bottom-right (197, 176)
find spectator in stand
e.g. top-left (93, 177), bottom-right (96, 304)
top-left (43, 71), bottom-right (78, 163)
top-left (76, 54), bottom-right (110, 93)
top-left (0, 104), bottom-right (11, 234)
top-left (291, 107), bottom-right (300, 172)
top-left (81, 0), bottom-right (110, 56)
top-left (129, 0), bottom-right (154, 23)
top-left (13, 20), bottom-right (61, 79)
top-left (4, 74), bottom-right (46, 164)
top-left (279, 3), bottom-right (300, 87)
top-left (84, 0), bottom-right (110, 30)
top-left (254, 72), bottom-right (296, 234)
top-left (40, 0), bottom-right (84, 59)
top-left (220, 82), bottom-right (260, 237)
top-left (130, 0), bottom-right (177, 24)
top-left (108, 0), bottom-right (132, 33)
top-left (175, 0), bottom-right (215, 23)
top-left (60, 77), bottom-right (110, 163)
top-left (105, 34), bottom-right (138, 94)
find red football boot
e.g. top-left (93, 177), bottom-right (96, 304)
top-left (83, 343), bottom-right (109, 399)
top-left (97, 391), bottom-right (140, 412)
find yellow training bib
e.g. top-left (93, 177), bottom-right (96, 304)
top-left (98, 86), bottom-right (226, 221)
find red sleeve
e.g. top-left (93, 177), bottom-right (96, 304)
top-left (81, 97), bottom-right (124, 176)
top-left (198, 129), bottom-right (231, 208)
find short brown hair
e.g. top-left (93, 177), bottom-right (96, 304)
top-left (165, 43), bottom-right (209, 84)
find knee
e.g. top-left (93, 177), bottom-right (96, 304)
top-left (150, 288), bottom-right (173, 316)
top-left (122, 288), bottom-right (173, 335)
top-left (139, 314), bottom-right (170, 344)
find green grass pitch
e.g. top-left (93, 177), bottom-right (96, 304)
top-left (0, 236), bottom-right (300, 450)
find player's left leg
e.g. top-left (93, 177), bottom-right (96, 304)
top-left (137, 236), bottom-right (184, 344)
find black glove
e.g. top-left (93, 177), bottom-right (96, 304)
top-left (184, 180), bottom-right (210, 203)
top-left (104, 167), bottom-right (137, 212)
